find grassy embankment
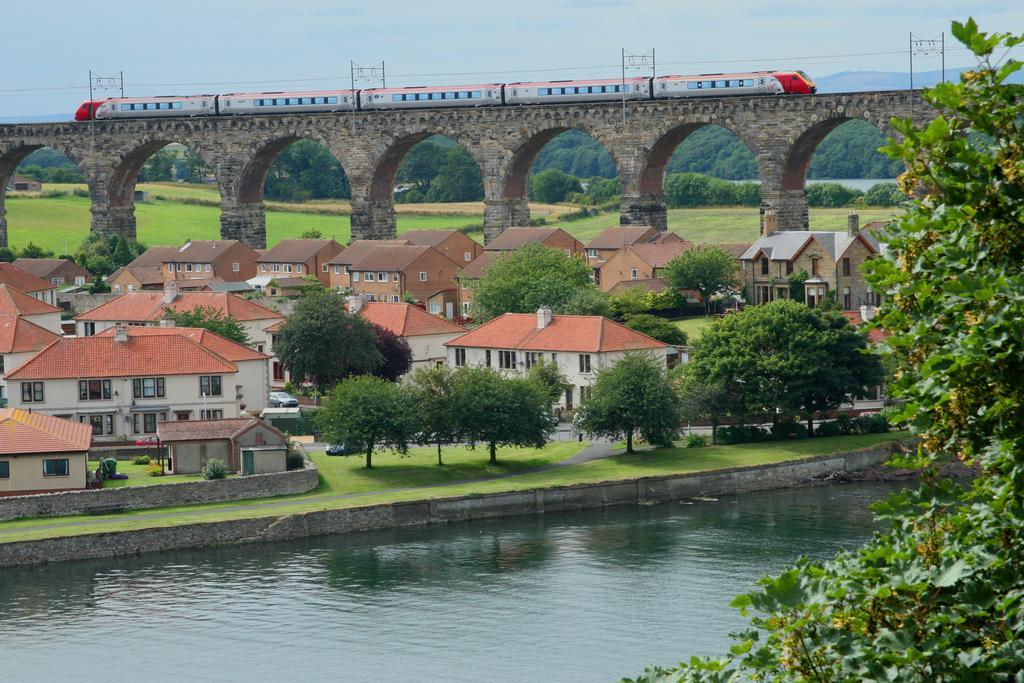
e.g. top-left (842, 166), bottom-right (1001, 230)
top-left (4, 182), bottom-right (899, 253)
top-left (0, 433), bottom-right (906, 543)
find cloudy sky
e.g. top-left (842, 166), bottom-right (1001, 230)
top-left (2, 0), bottom-right (1020, 117)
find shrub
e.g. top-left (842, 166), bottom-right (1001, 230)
top-left (771, 421), bottom-right (808, 441)
top-left (814, 420), bottom-right (846, 437)
top-left (145, 463), bottom-right (164, 477)
top-left (132, 455), bottom-right (151, 465)
top-left (72, 188), bottom-right (90, 198)
top-left (683, 433), bottom-right (708, 448)
top-left (716, 425), bottom-right (768, 445)
top-left (285, 451), bottom-right (305, 470)
top-left (853, 412), bottom-right (890, 434)
top-left (202, 459), bottom-right (227, 480)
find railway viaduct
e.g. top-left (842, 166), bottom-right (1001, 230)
top-left (0, 90), bottom-right (931, 248)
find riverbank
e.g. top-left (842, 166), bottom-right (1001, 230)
top-left (0, 436), bottom-right (907, 567)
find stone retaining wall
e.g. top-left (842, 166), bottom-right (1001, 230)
top-left (0, 443), bottom-right (899, 567)
top-left (0, 459), bottom-right (318, 522)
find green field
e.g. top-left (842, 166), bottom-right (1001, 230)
top-left (671, 316), bottom-right (713, 341)
top-left (4, 186), bottom-right (898, 254)
top-left (0, 433), bottom-right (904, 543)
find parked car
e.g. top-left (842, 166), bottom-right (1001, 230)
top-left (268, 391), bottom-right (299, 407)
top-left (135, 435), bottom-right (159, 446)
top-left (325, 443), bottom-right (356, 456)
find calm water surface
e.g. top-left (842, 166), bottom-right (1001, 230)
top-left (0, 482), bottom-right (904, 682)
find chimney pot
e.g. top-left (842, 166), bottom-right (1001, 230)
top-left (762, 209), bottom-right (778, 237)
top-left (162, 281), bottom-right (179, 305)
top-left (114, 323), bottom-right (128, 343)
top-left (537, 306), bottom-right (553, 330)
top-left (848, 213), bottom-right (860, 237)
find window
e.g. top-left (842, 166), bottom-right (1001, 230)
top-left (167, 264), bottom-right (174, 272)
top-left (429, 302), bottom-right (441, 314)
top-left (272, 264), bottom-right (280, 273)
top-left (200, 409), bottom-right (224, 420)
top-left (204, 264), bottom-right (211, 272)
top-left (378, 272), bottom-right (387, 281)
top-left (843, 287), bottom-right (852, 310)
top-left (132, 377), bottom-right (165, 399)
top-left (580, 385), bottom-right (593, 403)
top-left (579, 354), bottom-right (591, 373)
top-left (88, 414), bottom-right (105, 436)
top-left (333, 265), bottom-right (341, 274)
top-left (630, 268), bottom-right (638, 279)
top-left (322, 264), bottom-right (329, 273)
top-left (0, 356), bottom-right (3, 373)
top-left (273, 361), bottom-right (285, 381)
top-left (353, 272), bottom-right (361, 282)
top-left (83, 322), bottom-right (96, 336)
top-left (78, 379), bottom-right (112, 401)
top-left (464, 251), bottom-right (472, 262)
top-left (186, 263), bottom-right (193, 272)
top-left (524, 352), bottom-right (542, 370)
top-left (391, 295), bottom-right (400, 303)
top-left (587, 249), bottom-right (599, 258)
top-left (51, 277), bottom-right (65, 285)
top-left (462, 302), bottom-right (470, 314)
top-left (21, 382), bottom-right (44, 403)
top-left (176, 411), bottom-right (191, 421)
top-left (0, 461), bottom-right (8, 479)
top-left (284, 264), bottom-right (292, 273)
top-left (484, 350), bottom-right (491, 367)
top-left (454, 348), bottom-right (466, 367)
top-left (786, 261), bottom-right (794, 275)
top-left (327, 97), bottom-right (338, 105)
top-left (760, 258), bottom-right (769, 275)
top-left (364, 272), bottom-right (373, 282)
top-left (419, 271), bottom-right (427, 282)
top-left (687, 81), bottom-right (699, 90)
top-left (551, 353), bottom-right (557, 363)
top-left (393, 273), bottom-right (400, 283)
top-left (233, 262), bottom-right (240, 272)
top-left (199, 375), bottom-right (222, 396)
top-left (175, 263), bottom-right (182, 272)
top-left (43, 459), bottom-right (69, 477)
top-left (811, 258), bottom-right (820, 276)
top-left (498, 350), bottom-right (518, 369)
top-left (295, 264), bottom-right (302, 273)
top-left (842, 258), bottom-right (851, 276)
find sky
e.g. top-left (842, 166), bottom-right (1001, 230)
top-left (1, 0), bottom-right (1020, 118)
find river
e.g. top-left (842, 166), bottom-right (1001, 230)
top-left (0, 482), bottom-right (904, 682)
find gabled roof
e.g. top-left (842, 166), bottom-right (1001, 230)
top-left (711, 242), bottom-right (752, 260)
top-left (108, 264), bottom-right (165, 287)
top-left (484, 227), bottom-right (575, 251)
top-left (163, 240), bottom-right (246, 263)
top-left (740, 231), bottom-right (881, 262)
top-left (94, 325), bottom-right (269, 362)
top-left (257, 239), bottom-right (340, 263)
top-left (0, 284), bottom-right (61, 316)
top-left (158, 417), bottom-right (286, 443)
top-left (12, 258), bottom-right (89, 279)
top-left (0, 315), bottom-right (61, 354)
top-left (625, 241), bottom-right (693, 267)
top-left (649, 231), bottom-right (686, 244)
top-left (608, 278), bottom-right (668, 295)
top-left (585, 226), bottom-right (657, 250)
top-left (5, 334), bottom-right (238, 380)
top-left (360, 302), bottom-right (466, 337)
top-left (446, 313), bottom-right (670, 353)
top-left (459, 251), bottom-right (495, 279)
top-left (0, 409), bottom-right (92, 455)
top-left (400, 229), bottom-right (464, 248)
top-left (75, 291), bottom-right (282, 323)
top-left (126, 246), bottom-right (179, 268)
top-left (0, 263), bottom-right (55, 293)
top-left (348, 244), bottom-right (444, 271)
top-left (327, 240), bottom-right (412, 266)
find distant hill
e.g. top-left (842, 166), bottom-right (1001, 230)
top-left (814, 66), bottom-right (1022, 92)
top-left (0, 113), bottom-right (71, 124)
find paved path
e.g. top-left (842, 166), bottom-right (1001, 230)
top-left (0, 440), bottom-right (628, 539)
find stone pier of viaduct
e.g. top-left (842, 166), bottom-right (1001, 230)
top-left (0, 91), bottom-right (930, 248)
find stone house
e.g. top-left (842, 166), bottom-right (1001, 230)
top-left (5, 324), bottom-right (267, 441)
top-left (13, 258), bottom-right (92, 287)
top-left (5, 175), bottom-right (42, 192)
top-left (347, 244), bottom-right (460, 315)
top-left (325, 239), bottom-right (412, 290)
top-left (596, 241), bottom-right (692, 291)
top-left (483, 227), bottom-right (585, 258)
top-left (0, 263), bottom-right (58, 306)
top-left (160, 240), bottom-right (260, 284)
top-left (739, 216), bottom-right (884, 309)
top-left (445, 307), bottom-right (676, 411)
top-left (401, 229), bottom-right (483, 266)
top-left (355, 299), bottom-right (466, 370)
top-left (0, 409), bottom-right (92, 496)
top-left (157, 417), bottom-right (288, 475)
top-left (256, 239), bottom-right (343, 288)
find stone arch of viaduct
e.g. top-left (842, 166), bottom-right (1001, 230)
top-left (0, 90), bottom-right (929, 248)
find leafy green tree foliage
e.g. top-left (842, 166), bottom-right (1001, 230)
top-left (805, 182), bottom-right (863, 207)
top-left (628, 22), bottom-right (1024, 681)
top-left (470, 243), bottom-right (595, 321)
top-left (397, 140), bottom-right (448, 193)
top-left (675, 373), bottom-right (731, 444)
top-left (608, 286), bottom-right (683, 320)
top-left (557, 287), bottom-right (613, 317)
top-left (316, 376), bottom-right (417, 469)
top-left (179, 149), bottom-right (212, 184)
top-left (0, 247), bottom-right (16, 263)
top-left (450, 367), bottom-right (554, 464)
top-left (621, 314), bottom-right (687, 345)
top-left (569, 176), bottom-right (621, 205)
top-left (863, 181), bottom-right (905, 206)
top-left (424, 147), bottom-right (484, 202)
top-left (531, 130), bottom-right (617, 179)
top-left (75, 233), bottom-right (146, 277)
top-left (164, 305), bottom-right (250, 345)
top-left (17, 242), bottom-right (53, 259)
top-left (265, 140), bottom-right (350, 201)
top-left (807, 119), bottom-right (905, 179)
top-left (15, 148), bottom-right (86, 183)
top-left (409, 365), bottom-right (459, 466)
top-left (139, 149), bottom-right (176, 182)
top-left (370, 324), bottom-right (412, 381)
top-left (666, 125), bottom-right (759, 179)
top-left (576, 351), bottom-right (682, 453)
top-left (527, 360), bottom-right (572, 406)
top-left (664, 173), bottom-right (761, 207)
top-left (274, 289), bottom-right (381, 390)
top-left (662, 247), bottom-right (738, 316)
top-left (528, 168), bottom-right (582, 203)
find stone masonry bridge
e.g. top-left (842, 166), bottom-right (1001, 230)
top-left (0, 90), bottom-right (931, 248)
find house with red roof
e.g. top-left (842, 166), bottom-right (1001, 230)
top-left (0, 315), bottom-right (61, 408)
top-left (595, 240), bottom-right (693, 292)
top-left (0, 408), bottom-right (92, 495)
top-left (355, 299), bottom-right (466, 370)
top-left (0, 283), bottom-right (62, 333)
top-left (5, 324), bottom-right (267, 441)
top-left (445, 307), bottom-right (677, 410)
top-left (0, 263), bottom-right (58, 306)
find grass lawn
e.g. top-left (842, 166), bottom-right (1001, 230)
top-left (671, 316), bottom-right (713, 341)
top-left (0, 433), bottom-right (906, 543)
top-left (87, 460), bottom-right (215, 488)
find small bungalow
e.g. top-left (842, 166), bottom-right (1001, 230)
top-left (0, 409), bottom-right (92, 496)
top-left (157, 417), bottom-right (289, 475)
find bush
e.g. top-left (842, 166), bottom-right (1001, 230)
top-left (285, 451), bottom-right (305, 471)
top-left (145, 463), bottom-right (164, 477)
top-left (863, 182), bottom-right (905, 207)
top-left (814, 420), bottom-right (846, 437)
top-left (132, 455), bottom-right (151, 465)
top-left (806, 183), bottom-right (864, 207)
top-left (771, 421), bottom-right (808, 441)
top-left (716, 425), bottom-right (768, 445)
top-left (853, 412), bottom-right (890, 434)
top-left (683, 433), bottom-right (708, 448)
top-left (202, 459), bottom-right (227, 480)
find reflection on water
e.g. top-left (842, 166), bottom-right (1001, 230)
top-left (0, 482), bottom-right (904, 683)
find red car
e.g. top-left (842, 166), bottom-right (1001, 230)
top-left (135, 435), bottom-right (160, 447)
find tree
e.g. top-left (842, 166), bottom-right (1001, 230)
top-left (371, 324), bottom-right (412, 381)
top-left (273, 289), bottom-right (382, 390)
top-left (556, 287), bottom-right (612, 317)
top-left (470, 243), bottom-right (595, 321)
top-left (622, 314), bottom-right (687, 346)
top-left (264, 140), bottom-right (350, 202)
top-left (631, 24), bottom-right (1024, 679)
top-left (575, 351), bottom-right (682, 453)
top-left (0, 247), bottom-right (16, 263)
top-left (18, 242), bottom-right (54, 259)
top-left (139, 149), bottom-right (175, 182)
top-left (527, 360), bottom-right (572, 406)
top-left (164, 305), bottom-right (250, 345)
top-left (409, 365), bottom-right (458, 466)
top-left (180, 149), bottom-right (212, 184)
top-left (425, 147), bottom-right (484, 202)
top-left (316, 376), bottom-right (417, 469)
top-left (300, 229), bottom-right (323, 239)
top-left (397, 141), bottom-right (447, 193)
top-left (76, 233), bottom-right (146, 277)
top-left (662, 246), bottom-right (738, 316)
top-left (675, 373), bottom-right (731, 444)
top-left (528, 168), bottom-right (582, 203)
top-left (450, 367), bottom-right (554, 464)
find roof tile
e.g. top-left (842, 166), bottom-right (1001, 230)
top-left (0, 284), bottom-right (61, 316)
top-left (446, 313), bottom-right (670, 353)
top-left (360, 302), bottom-right (465, 337)
top-left (0, 263), bottom-right (56, 294)
top-left (76, 291), bottom-right (282, 323)
top-left (0, 315), bottom-right (61, 354)
top-left (0, 408), bottom-right (92, 455)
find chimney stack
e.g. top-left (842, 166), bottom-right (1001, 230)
top-left (859, 304), bottom-right (878, 322)
top-left (848, 213), bottom-right (860, 237)
top-left (162, 281), bottom-right (179, 305)
top-left (114, 323), bottom-right (128, 343)
top-left (158, 317), bottom-right (176, 328)
top-left (346, 294), bottom-right (365, 314)
top-left (762, 209), bottom-right (778, 237)
top-left (536, 306), bottom-right (553, 330)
